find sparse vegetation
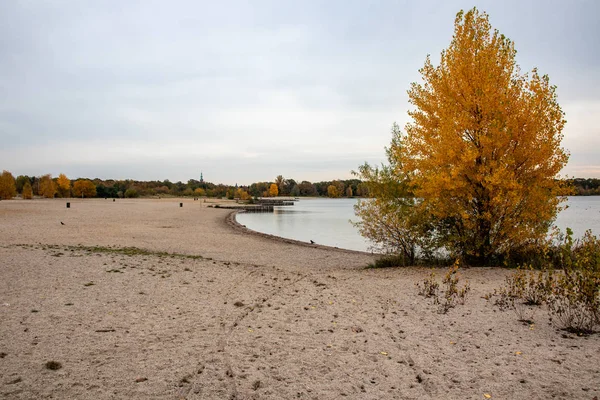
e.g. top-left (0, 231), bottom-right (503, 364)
top-left (368, 254), bottom-right (410, 268)
top-left (417, 262), bottom-right (470, 314)
top-left (490, 229), bottom-right (600, 334)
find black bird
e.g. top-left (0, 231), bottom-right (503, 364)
top-left (310, 240), bottom-right (315, 244)
top-left (60, 221), bottom-right (65, 225)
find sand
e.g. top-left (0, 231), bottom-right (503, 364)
top-left (0, 198), bottom-right (598, 399)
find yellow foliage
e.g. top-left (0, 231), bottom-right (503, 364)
top-left (327, 185), bottom-right (339, 198)
top-left (194, 188), bottom-right (206, 197)
top-left (57, 173), bottom-right (71, 197)
top-left (22, 181), bottom-right (33, 199)
top-left (235, 188), bottom-right (251, 200)
top-left (72, 179), bottom-right (97, 198)
top-left (39, 174), bottom-right (56, 198)
top-left (392, 8), bottom-right (568, 264)
top-left (0, 170), bottom-right (17, 199)
top-left (269, 183), bottom-right (278, 197)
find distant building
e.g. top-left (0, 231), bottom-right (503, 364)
top-left (200, 172), bottom-right (204, 183)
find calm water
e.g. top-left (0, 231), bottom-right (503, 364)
top-left (236, 197), bottom-right (600, 253)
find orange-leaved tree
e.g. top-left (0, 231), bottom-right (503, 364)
top-left (0, 170), bottom-right (17, 199)
top-left (358, 8), bottom-right (570, 265)
top-left (57, 173), bottom-right (71, 197)
top-left (39, 174), bottom-right (56, 198)
top-left (269, 183), bottom-right (279, 197)
top-left (72, 179), bottom-right (97, 198)
top-left (22, 181), bottom-right (33, 199)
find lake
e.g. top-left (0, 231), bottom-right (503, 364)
top-left (236, 197), bottom-right (600, 253)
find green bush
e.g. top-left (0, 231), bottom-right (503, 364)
top-left (124, 188), bottom-right (139, 198)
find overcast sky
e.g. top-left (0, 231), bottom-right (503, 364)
top-left (1, 0), bottom-right (598, 185)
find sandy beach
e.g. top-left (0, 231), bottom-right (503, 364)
top-left (0, 198), bottom-right (598, 399)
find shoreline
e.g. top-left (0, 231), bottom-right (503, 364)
top-left (227, 209), bottom-right (375, 257)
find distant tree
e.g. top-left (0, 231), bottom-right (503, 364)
top-left (0, 170), bottom-right (17, 199)
top-left (269, 183), bottom-right (279, 197)
top-left (124, 188), bottom-right (139, 198)
top-left (275, 175), bottom-right (285, 195)
top-left (327, 185), bottom-right (339, 198)
top-left (290, 184), bottom-right (300, 197)
top-left (346, 186), bottom-right (353, 197)
top-left (332, 180), bottom-right (345, 197)
top-left (72, 179), bottom-right (97, 198)
top-left (15, 175), bottom-right (31, 194)
top-left (39, 174), bottom-right (56, 198)
top-left (282, 178), bottom-right (297, 196)
top-left (22, 181), bottom-right (33, 199)
top-left (56, 173), bottom-right (71, 197)
top-left (298, 181), bottom-right (317, 197)
top-left (194, 188), bottom-right (206, 197)
top-left (249, 182), bottom-right (269, 197)
top-left (156, 186), bottom-right (170, 195)
top-left (234, 188), bottom-right (250, 200)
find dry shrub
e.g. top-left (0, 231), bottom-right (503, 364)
top-left (492, 267), bottom-right (553, 323)
top-left (491, 229), bottom-right (600, 334)
top-left (546, 230), bottom-right (600, 334)
top-left (417, 261), bottom-right (470, 314)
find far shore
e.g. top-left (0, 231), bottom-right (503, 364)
top-left (0, 198), bottom-right (598, 399)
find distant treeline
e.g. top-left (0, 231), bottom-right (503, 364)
top-left (568, 178), bottom-right (600, 196)
top-left (0, 170), bottom-right (368, 199)
top-left (1, 170), bottom-right (598, 200)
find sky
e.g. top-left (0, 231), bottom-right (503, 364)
top-left (1, 0), bottom-right (599, 185)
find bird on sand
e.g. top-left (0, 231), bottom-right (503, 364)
top-left (60, 221), bottom-right (65, 225)
top-left (310, 240), bottom-right (315, 244)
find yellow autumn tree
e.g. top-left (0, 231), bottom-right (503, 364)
top-left (269, 183), bottom-right (279, 197)
top-left (359, 8), bottom-right (569, 265)
top-left (327, 185), bottom-right (339, 198)
top-left (72, 179), bottom-right (97, 198)
top-left (0, 170), bottom-right (17, 199)
top-left (235, 188), bottom-right (251, 200)
top-left (39, 174), bottom-right (56, 198)
top-left (56, 173), bottom-right (71, 197)
top-left (22, 181), bottom-right (33, 199)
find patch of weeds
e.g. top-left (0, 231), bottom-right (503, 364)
top-left (84, 282), bottom-right (95, 287)
top-left (488, 266), bottom-right (552, 323)
top-left (490, 228), bottom-right (600, 335)
top-left (253, 380), bottom-right (262, 390)
top-left (31, 309), bottom-right (39, 313)
top-left (0, 352), bottom-right (7, 358)
top-left (416, 271), bottom-right (439, 298)
top-left (105, 269), bottom-right (123, 273)
top-left (50, 245), bottom-right (205, 261)
top-left (45, 361), bottom-right (62, 370)
top-left (416, 261), bottom-right (470, 314)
